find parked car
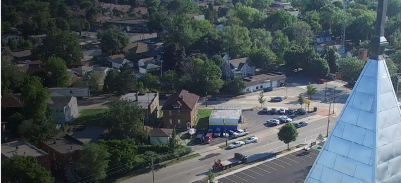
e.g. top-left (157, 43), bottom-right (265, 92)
top-left (292, 122), bottom-right (300, 128)
top-left (279, 116), bottom-right (292, 123)
top-left (315, 78), bottom-right (327, 84)
top-left (221, 131), bottom-right (229, 137)
top-left (279, 108), bottom-right (286, 114)
top-left (204, 134), bottom-right (213, 144)
top-left (270, 108), bottom-right (277, 115)
top-left (299, 121), bottom-right (308, 127)
top-left (207, 129), bottom-right (214, 136)
top-left (232, 129), bottom-right (249, 138)
top-left (262, 108), bottom-right (269, 114)
top-left (297, 108), bottom-right (306, 115)
top-left (245, 137), bottom-right (258, 144)
top-left (228, 141), bottom-right (245, 149)
top-left (264, 87), bottom-right (273, 92)
top-left (214, 128), bottom-right (221, 137)
top-left (288, 109), bottom-right (296, 115)
top-left (271, 97), bottom-right (283, 102)
top-left (267, 119), bottom-right (280, 126)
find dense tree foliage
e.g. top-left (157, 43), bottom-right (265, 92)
top-left (98, 140), bottom-right (142, 170)
top-left (2, 156), bottom-right (54, 183)
top-left (220, 25), bottom-right (252, 58)
top-left (1, 62), bottom-right (27, 97)
top-left (97, 29), bottom-right (130, 55)
top-left (21, 76), bottom-right (50, 120)
top-left (278, 123), bottom-right (298, 150)
top-left (76, 143), bottom-right (110, 183)
top-left (339, 57), bottom-right (365, 84)
top-left (284, 21), bottom-right (313, 47)
top-left (19, 116), bottom-right (56, 146)
top-left (46, 57), bottom-right (70, 87)
top-left (265, 10), bottom-right (297, 32)
top-left (39, 30), bottom-right (82, 64)
top-left (248, 48), bottom-right (278, 71)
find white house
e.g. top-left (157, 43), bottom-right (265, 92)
top-left (315, 31), bottom-right (332, 44)
top-left (2, 35), bottom-right (20, 46)
top-left (150, 128), bottom-right (173, 145)
top-left (242, 74), bottom-right (286, 93)
top-left (47, 96), bottom-right (79, 124)
top-left (112, 58), bottom-right (134, 69)
top-left (220, 57), bottom-right (255, 79)
top-left (138, 57), bottom-right (155, 67)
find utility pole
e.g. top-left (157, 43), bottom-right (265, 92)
top-left (150, 158), bottom-right (155, 183)
top-left (223, 119), bottom-right (227, 146)
top-left (205, 76), bottom-right (209, 107)
top-left (324, 81), bottom-right (328, 98)
top-left (326, 100), bottom-right (331, 137)
top-left (332, 87), bottom-right (337, 114)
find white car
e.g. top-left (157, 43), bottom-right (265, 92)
top-left (279, 108), bottom-right (286, 114)
top-left (245, 137), bottom-right (258, 144)
top-left (232, 129), bottom-right (249, 138)
top-left (267, 119), bottom-right (280, 126)
top-left (279, 116), bottom-right (292, 123)
top-left (228, 141), bottom-right (245, 149)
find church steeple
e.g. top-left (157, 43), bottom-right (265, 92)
top-left (369, 0), bottom-right (389, 60)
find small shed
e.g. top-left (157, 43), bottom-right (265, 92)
top-left (208, 106), bottom-right (242, 130)
top-left (150, 128), bottom-right (173, 145)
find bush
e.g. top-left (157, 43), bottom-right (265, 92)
top-left (138, 144), bottom-right (169, 154)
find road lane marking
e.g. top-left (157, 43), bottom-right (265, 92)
top-left (283, 156), bottom-right (299, 163)
top-left (254, 166), bottom-right (271, 173)
top-left (247, 169), bottom-right (264, 176)
top-left (232, 174), bottom-right (249, 182)
top-left (268, 161), bottom-right (286, 168)
top-left (238, 172), bottom-right (256, 179)
top-left (223, 177), bottom-right (239, 183)
top-left (276, 158), bottom-right (292, 166)
top-left (260, 163), bottom-right (278, 170)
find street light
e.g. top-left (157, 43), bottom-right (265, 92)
top-left (326, 98), bottom-right (333, 137)
top-left (332, 87), bottom-right (337, 114)
top-left (223, 119), bottom-right (227, 146)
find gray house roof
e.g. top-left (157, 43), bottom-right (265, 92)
top-left (47, 96), bottom-right (73, 108)
top-left (113, 58), bottom-right (132, 65)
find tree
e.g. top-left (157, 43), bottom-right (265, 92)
top-left (2, 5), bottom-right (20, 26)
top-left (304, 99), bottom-right (311, 111)
top-left (248, 48), bottom-right (278, 71)
top-left (339, 57), bottom-right (365, 84)
top-left (258, 91), bottom-right (266, 107)
top-left (298, 93), bottom-right (305, 108)
top-left (303, 11), bottom-right (322, 34)
top-left (23, 40), bottom-right (33, 49)
top-left (46, 57), bottom-right (70, 87)
top-left (252, 0), bottom-right (271, 10)
top-left (2, 156), bottom-right (54, 183)
top-left (147, 7), bottom-right (169, 34)
top-left (231, 5), bottom-right (266, 29)
top-left (304, 0), bottom-right (326, 12)
top-left (1, 62), bottom-right (27, 97)
top-left (387, 0), bottom-right (401, 17)
top-left (6, 113), bottom-right (24, 135)
top-left (21, 76), bottom-right (50, 120)
top-left (317, 133), bottom-right (325, 142)
top-left (117, 63), bottom-right (139, 95)
top-left (97, 139), bottom-right (141, 169)
top-left (160, 70), bottom-right (179, 93)
top-left (39, 29), bottom-right (82, 64)
top-left (8, 39), bottom-right (17, 50)
top-left (55, 17), bottom-right (70, 31)
top-left (103, 99), bottom-right (149, 143)
top-left (278, 123), bottom-right (298, 150)
top-left (211, 55), bottom-right (225, 66)
top-left (220, 77), bottom-right (246, 95)
top-left (205, 3), bottom-right (218, 24)
top-left (88, 72), bottom-right (104, 92)
top-left (306, 56), bottom-right (330, 78)
top-left (284, 21), bottom-right (313, 47)
top-left (390, 29), bottom-right (401, 50)
top-left (97, 29), bottom-right (129, 55)
top-left (103, 69), bottom-right (120, 93)
top-left (192, 30), bottom-right (222, 55)
top-left (76, 143), bottom-right (110, 183)
top-left (220, 25), bottom-right (252, 58)
top-left (141, 73), bottom-right (160, 91)
top-left (271, 31), bottom-right (292, 62)
top-left (208, 169), bottom-right (215, 183)
top-left (265, 10), bottom-right (297, 32)
top-left (167, 0), bottom-right (197, 14)
top-left (321, 48), bottom-right (339, 73)
top-left (319, 4), bottom-right (343, 31)
top-left (306, 83), bottom-right (317, 99)
top-left (392, 51), bottom-right (401, 72)
top-left (19, 117), bottom-right (56, 146)
top-left (163, 43), bottom-right (186, 70)
top-left (19, 37), bottom-right (27, 47)
top-left (169, 128), bottom-right (178, 151)
top-left (249, 29), bottom-right (272, 50)
top-left (347, 10), bottom-right (376, 43)
top-left (2, 21), bottom-right (12, 35)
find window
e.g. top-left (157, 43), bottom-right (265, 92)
top-left (169, 111), bottom-right (172, 116)
top-left (169, 119), bottom-right (172, 124)
top-left (177, 111), bottom-right (180, 115)
top-left (177, 119), bottom-right (181, 124)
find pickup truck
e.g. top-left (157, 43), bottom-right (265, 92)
top-left (232, 129), bottom-right (249, 138)
top-left (212, 153), bottom-right (248, 171)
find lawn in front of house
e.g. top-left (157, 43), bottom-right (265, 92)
top-left (195, 109), bottom-right (212, 130)
top-left (73, 109), bottom-right (108, 126)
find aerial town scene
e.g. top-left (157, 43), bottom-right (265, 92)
top-left (1, 0), bottom-right (401, 182)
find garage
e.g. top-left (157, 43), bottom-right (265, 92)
top-left (272, 81), bottom-right (278, 87)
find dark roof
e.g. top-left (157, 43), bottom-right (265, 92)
top-left (47, 96), bottom-right (73, 108)
top-left (244, 74), bottom-right (286, 87)
top-left (1, 97), bottom-right (23, 108)
top-left (151, 128), bottom-right (173, 137)
top-left (26, 67), bottom-right (47, 76)
top-left (161, 90), bottom-right (199, 111)
top-left (41, 135), bottom-right (83, 153)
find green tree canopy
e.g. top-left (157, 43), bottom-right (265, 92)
top-left (2, 155), bottom-right (54, 183)
top-left (278, 123), bottom-right (298, 150)
top-left (140, 73), bottom-right (160, 91)
top-left (163, 43), bottom-right (186, 70)
top-left (284, 21), bottom-right (313, 47)
top-left (271, 30), bottom-right (292, 62)
top-left (220, 25), bottom-right (252, 58)
top-left (8, 39), bottom-right (17, 50)
top-left (97, 28), bottom-right (129, 55)
top-left (248, 48), bottom-right (278, 71)
top-left (21, 76), bottom-right (50, 120)
top-left (167, 0), bottom-right (197, 14)
top-left (339, 57), bottom-right (365, 84)
top-left (251, 0), bottom-right (272, 10)
top-left (76, 143), bottom-right (110, 183)
top-left (192, 29), bottom-right (222, 55)
top-left (347, 10), bottom-right (376, 43)
top-left (319, 4), bottom-right (343, 31)
top-left (387, 0), bottom-right (401, 17)
top-left (258, 91), bottom-right (266, 107)
top-left (265, 10), bottom-right (297, 32)
top-left (390, 29), bottom-right (401, 50)
top-left (230, 5), bottom-right (266, 29)
top-left (249, 28), bottom-right (272, 50)
top-left (46, 57), bottom-right (70, 87)
top-left (1, 62), bottom-right (28, 97)
top-left (298, 93), bottom-right (305, 107)
top-left (220, 77), bottom-right (246, 95)
top-left (303, 11), bottom-right (322, 34)
top-left (306, 83), bottom-right (318, 99)
top-left (97, 139), bottom-right (142, 169)
top-left (19, 117), bottom-right (56, 146)
top-left (39, 29), bottom-right (82, 64)
top-left (147, 7), bottom-right (170, 33)
top-left (321, 48), bottom-right (339, 73)
top-left (160, 70), bottom-right (179, 93)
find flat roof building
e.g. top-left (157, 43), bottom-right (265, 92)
top-left (209, 106), bottom-right (242, 130)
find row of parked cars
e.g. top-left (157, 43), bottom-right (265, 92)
top-left (228, 136), bottom-right (259, 149)
top-left (266, 116), bottom-right (308, 128)
top-left (262, 108), bottom-right (306, 115)
top-left (195, 128), bottom-right (250, 144)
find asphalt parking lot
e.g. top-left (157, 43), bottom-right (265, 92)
top-left (218, 149), bottom-right (319, 183)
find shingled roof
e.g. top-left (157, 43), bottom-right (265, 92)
top-left (151, 128), bottom-right (173, 137)
top-left (161, 90), bottom-right (199, 111)
top-left (1, 96), bottom-right (23, 108)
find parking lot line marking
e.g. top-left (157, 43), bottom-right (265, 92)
top-left (283, 156), bottom-right (299, 163)
top-left (224, 177), bottom-right (239, 183)
top-left (247, 169), bottom-right (264, 176)
top-left (238, 172), bottom-right (256, 179)
top-left (254, 166), bottom-right (271, 173)
top-left (267, 161), bottom-right (285, 168)
top-left (303, 154), bottom-right (314, 159)
top-left (232, 174), bottom-right (249, 182)
top-left (260, 164), bottom-right (278, 170)
top-left (292, 156), bottom-right (306, 161)
top-left (276, 158), bottom-right (292, 166)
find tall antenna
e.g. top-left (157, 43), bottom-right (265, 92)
top-left (340, 0), bottom-right (348, 56)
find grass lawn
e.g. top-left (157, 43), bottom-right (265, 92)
top-left (195, 109), bottom-right (212, 130)
top-left (73, 109), bottom-right (108, 126)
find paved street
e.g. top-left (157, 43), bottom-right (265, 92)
top-left (218, 149), bottom-right (319, 183)
top-left (123, 117), bottom-right (337, 183)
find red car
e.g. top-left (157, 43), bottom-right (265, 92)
top-left (204, 134), bottom-right (212, 144)
top-left (315, 78), bottom-right (327, 84)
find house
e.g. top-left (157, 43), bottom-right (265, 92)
top-left (71, 66), bottom-right (93, 77)
top-left (47, 96), bottom-right (79, 124)
top-left (161, 90), bottom-right (199, 129)
top-left (137, 57), bottom-right (161, 74)
top-left (1, 96), bottom-right (23, 120)
top-left (150, 128), bottom-right (173, 144)
top-left (123, 42), bottom-right (138, 53)
top-left (28, 34), bottom-right (47, 44)
top-left (39, 135), bottom-right (83, 181)
top-left (120, 92), bottom-right (159, 120)
top-left (190, 13), bottom-right (205, 20)
top-left (82, 48), bottom-right (102, 58)
top-left (112, 58), bottom-right (134, 69)
top-left (127, 33), bottom-right (158, 43)
top-left (9, 49), bottom-right (32, 62)
top-left (92, 66), bottom-right (110, 75)
top-left (69, 126), bottom-right (107, 144)
top-left (67, 69), bottom-right (79, 85)
top-left (220, 57), bottom-right (255, 80)
top-left (106, 54), bottom-right (125, 64)
top-left (2, 141), bottom-right (51, 171)
top-left (1, 46), bottom-right (14, 63)
top-left (1, 35), bottom-right (20, 46)
top-left (315, 30), bottom-right (332, 44)
top-left (242, 73), bottom-right (286, 93)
